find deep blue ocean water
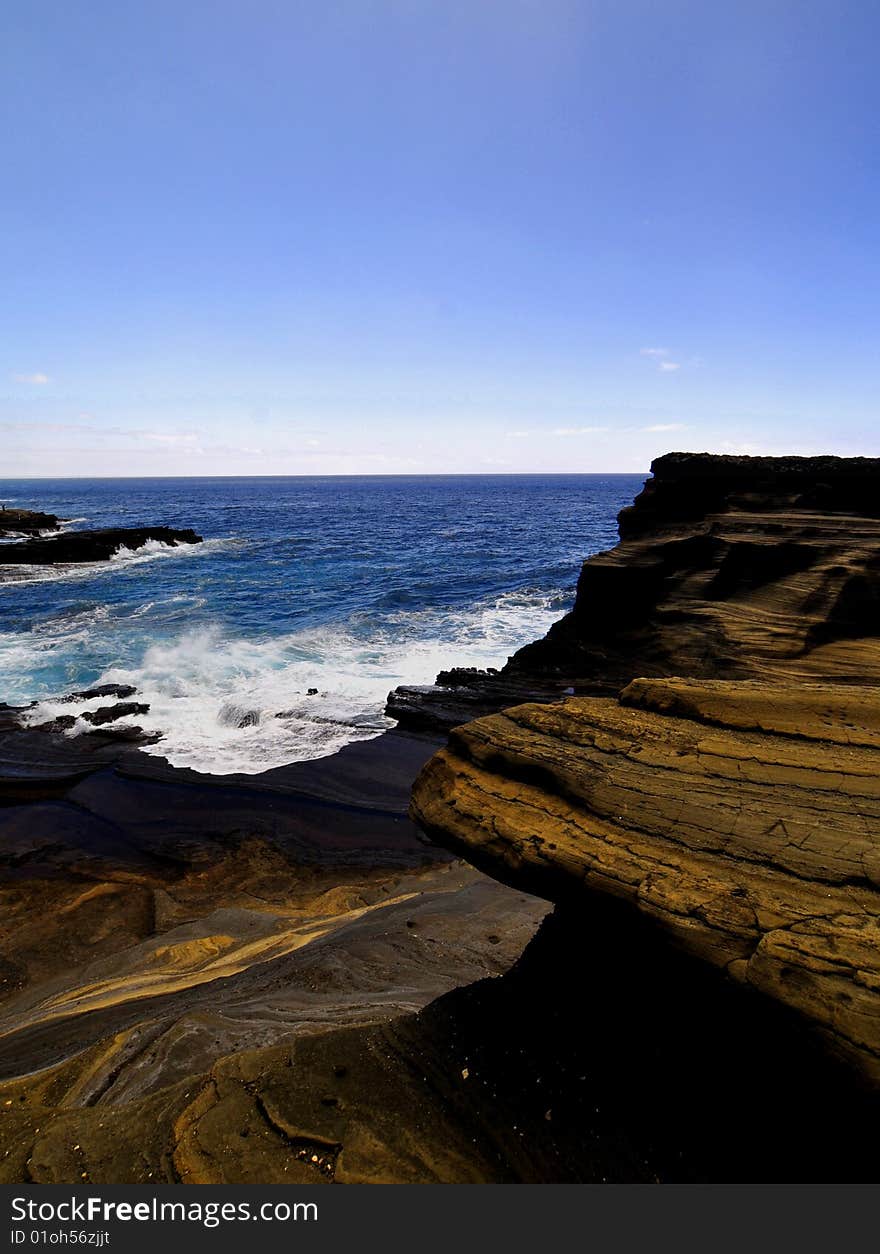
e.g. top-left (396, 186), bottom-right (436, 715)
top-left (0, 475), bottom-right (642, 773)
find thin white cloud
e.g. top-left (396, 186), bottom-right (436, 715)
top-left (0, 419), bottom-right (108, 435)
top-left (552, 425), bottom-right (610, 436)
top-left (142, 432), bottom-right (201, 447)
top-left (641, 347), bottom-right (682, 372)
top-left (641, 423), bottom-right (686, 432)
top-left (13, 372), bottom-right (50, 384)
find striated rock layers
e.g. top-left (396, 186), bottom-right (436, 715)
top-left (406, 454), bottom-right (880, 1095)
top-left (388, 452), bottom-right (880, 730)
top-left (411, 678), bottom-right (880, 1082)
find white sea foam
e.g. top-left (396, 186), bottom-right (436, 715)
top-left (0, 520), bottom-right (85, 545)
top-left (20, 586), bottom-right (572, 775)
top-left (0, 538), bottom-right (232, 586)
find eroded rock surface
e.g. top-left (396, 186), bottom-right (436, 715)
top-left (4, 906), bottom-right (875, 1183)
top-left (0, 719), bottom-right (549, 1182)
top-left (411, 677), bottom-right (880, 1080)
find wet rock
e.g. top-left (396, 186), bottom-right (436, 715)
top-left (81, 703), bottom-right (150, 726)
top-left (0, 508), bottom-right (59, 538)
top-left (61, 684), bottom-right (138, 703)
top-left (32, 715), bottom-right (78, 734)
top-left (0, 526), bottom-right (202, 566)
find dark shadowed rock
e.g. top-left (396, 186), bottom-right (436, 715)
top-left (0, 526), bottom-right (202, 566)
top-left (0, 508), bottom-right (60, 538)
top-left (31, 714), bottom-right (78, 734)
top-left (61, 684), bottom-right (137, 702)
top-left (81, 702), bottom-right (150, 726)
top-left (2, 905), bottom-right (876, 1183)
top-left (617, 451), bottom-right (880, 538)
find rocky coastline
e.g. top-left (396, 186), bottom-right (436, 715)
top-left (0, 523), bottom-right (202, 567)
top-left (0, 507), bottom-right (61, 538)
top-left (2, 453), bottom-right (879, 1182)
top-left (388, 451), bottom-right (880, 729)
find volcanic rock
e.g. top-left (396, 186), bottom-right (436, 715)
top-left (410, 677), bottom-right (880, 1081)
top-left (2, 902), bottom-right (876, 1183)
top-left (81, 702), bottom-right (150, 726)
top-left (61, 684), bottom-right (138, 702)
top-left (0, 526), bottom-right (202, 566)
top-left (0, 507), bottom-right (59, 538)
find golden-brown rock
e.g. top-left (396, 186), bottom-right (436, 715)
top-left (410, 678), bottom-right (880, 1080)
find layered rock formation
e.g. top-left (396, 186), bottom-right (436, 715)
top-left (388, 452), bottom-right (880, 729)
top-left (406, 453), bottom-right (880, 1092)
top-left (411, 679), bottom-right (880, 1080)
top-left (5, 453), bottom-right (880, 1182)
top-left (0, 526), bottom-right (202, 566)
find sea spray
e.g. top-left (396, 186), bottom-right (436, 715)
top-left (1, 473), bottom-right (639, 773)
top-left (24, 587), bottom-right (573, 772)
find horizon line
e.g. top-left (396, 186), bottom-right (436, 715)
top-left (0, 470), bottom-right (651, 481)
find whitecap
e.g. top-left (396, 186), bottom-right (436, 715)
top-left (27, 583), bottom-right (575, 775)
top-left (0, 537), bottom-right (234, 587)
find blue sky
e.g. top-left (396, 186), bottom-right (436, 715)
top-left (2, 0), bottom-right (878, 475)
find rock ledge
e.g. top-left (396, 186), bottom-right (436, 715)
top-left (411, 677), bottom-right (880, 1080)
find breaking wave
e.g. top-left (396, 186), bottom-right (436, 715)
top-left (0, 538), bottom-right (232, 586)
top-left (20, 585), bottom-right (571, 774)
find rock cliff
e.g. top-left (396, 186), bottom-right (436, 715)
top-left (388, 452), bottom-right (880, 729)
top-left (407, 453), bottom-right (880, 1086)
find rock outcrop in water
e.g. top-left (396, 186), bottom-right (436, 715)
top-left (0, 507), bottom-right (60, 538)
top-left (388, 452), bottom-right (880, 729)
top-left (0, 526), bottom-right (202, 566)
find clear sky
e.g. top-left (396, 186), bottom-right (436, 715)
top-left (2, 0), bottom-right (878, 476)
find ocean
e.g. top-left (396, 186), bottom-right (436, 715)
top-left (0, 474), bottom-right (642, 774)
